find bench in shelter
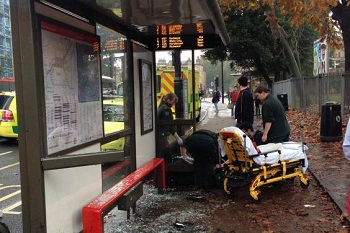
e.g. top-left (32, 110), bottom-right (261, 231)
top-left (82, 158), bottom-right (166, 233)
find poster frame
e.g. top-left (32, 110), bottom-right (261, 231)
top-left (39, 16), bottom-right (103, 156)
top-left (139, 59), bottom-right (153, 135)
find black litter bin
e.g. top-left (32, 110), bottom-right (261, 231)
top-left (277, 93), bottom-right (288, 111)
top-left (320, 102), bottom-right (342, 142)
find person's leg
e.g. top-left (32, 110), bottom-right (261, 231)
top-left (157, 135), bottom-right (171, 162)
top-left (214, 102), bottom-right (219, 112)
top-left (179, 146), bottom-right (187, 156)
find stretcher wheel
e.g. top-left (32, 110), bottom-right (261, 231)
top-left (253, 194), bottom-right (262, 203)
top-left (253, 193), bottom-right (262, 204)
top-left (300, 179), bottom-right (309, 189)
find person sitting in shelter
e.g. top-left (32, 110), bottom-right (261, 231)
top-left (239, 121), bottom-right (264, 148)
top-left (169, 135), bottom-right (194, 164)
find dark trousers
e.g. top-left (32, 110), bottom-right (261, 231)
top-left (193, 160), bottom-right (215, 190)
top-left (157, 134), bottom-right (171, 162)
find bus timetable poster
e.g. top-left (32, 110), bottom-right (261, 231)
top-left (41, 21), bottom-right (103, 155)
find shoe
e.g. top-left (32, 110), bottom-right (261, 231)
top-left (183, 155), bottom-right (194, 164)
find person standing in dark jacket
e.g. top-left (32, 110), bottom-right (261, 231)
top-left (157, 93), bottom-right (193, 163)
top-left (235, 76), bottom-right (254, 127)
top-left (212, 90), bottom-right (221, 113)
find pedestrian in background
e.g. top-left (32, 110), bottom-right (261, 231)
top-left (227, 89), bottom-right (232, 103)
top-left (235, 76), bottom-right (254, 127)
top-left (230, 85), bottom-right (239, 117)
top-left (212, 90), bottom-right (221, 113)
top-left (254, 85), bottom-right (290, 143)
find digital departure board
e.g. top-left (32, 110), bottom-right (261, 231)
top-left (102, 38), bottom-right (126, 53)
top-left (149, 21), bottom-right (217, 50)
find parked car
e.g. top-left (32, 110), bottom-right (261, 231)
top-left (0, 91), bottom-right (125, 148)
top-left (101, 98), bottom-right (125, 151)
top-left (0, 91), bottom-right (18, 140)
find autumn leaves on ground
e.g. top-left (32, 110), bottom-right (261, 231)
top-left (287, 109), bottom-right (347, 157)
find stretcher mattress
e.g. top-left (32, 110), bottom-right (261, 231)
top-left (255, 142), bottom-right (308, 173)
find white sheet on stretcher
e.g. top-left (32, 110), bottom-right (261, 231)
top-left (255, 142), bottom-right (309, 173)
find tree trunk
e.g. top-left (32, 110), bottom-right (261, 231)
top-left (341, 26), bottom-right (350, 74)
top-left (332, 1), bottom-right (350, 74)
top-left (332, 2), bottom-right (350, 116)
top-left (264, 6), bottom-right (302, 78)
top-left (280, 29), bottom-right (302, 78)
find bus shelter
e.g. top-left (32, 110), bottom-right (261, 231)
top-left (10, 0), bottom-right (229, 232)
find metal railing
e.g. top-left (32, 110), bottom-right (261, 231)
top-left (272, 74), bottom-right (350, 120)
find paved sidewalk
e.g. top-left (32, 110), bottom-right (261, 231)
top-left (200, 100), bottom-right (350, 222)
top-left (104, 100), bottom-right (350, 232)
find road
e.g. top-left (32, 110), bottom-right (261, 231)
top-left (0, 139), bottom-right (22, 232)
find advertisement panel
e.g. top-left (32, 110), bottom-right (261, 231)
top-left (313, 40), bottom-right (329, 76)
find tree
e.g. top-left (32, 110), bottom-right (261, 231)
top-left (219, 0), bottom-right (347, 74)
top-left (204, 7), bottom-right (318, 85)
top-left (222, 8), bottom-right (283, 85)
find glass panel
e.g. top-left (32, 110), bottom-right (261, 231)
top-left (155, 50), bottom-right (203, 158)
top-left (102, 150), bottom-right (130, 191)
top-left (97, 24), bottom-right (131, 190)
top-left (97, 24), bottom-right (128, 137)
top-left (101, 134), bottom-right (132, 190)
top-left (155, 50), bottom-right (203, 121)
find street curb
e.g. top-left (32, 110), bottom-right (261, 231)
top-left (308, 168), bottom-right (350, 224)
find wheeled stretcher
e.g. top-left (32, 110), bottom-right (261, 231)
top-left (218, 130), bottom-right (309, 202)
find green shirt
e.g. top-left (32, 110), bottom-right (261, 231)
top-left (262, 94), bottom-right (290, 142)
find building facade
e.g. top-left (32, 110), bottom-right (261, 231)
top-left (0, 0), bottom-right (12, 78)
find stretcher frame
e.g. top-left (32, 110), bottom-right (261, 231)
top-left (219, 131), bottom-right (309, 202)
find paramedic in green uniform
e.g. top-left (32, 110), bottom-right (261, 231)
top-left (157, 93), bottom-right (186, 162)
top-left (254, 85), bottom-right (290, 143)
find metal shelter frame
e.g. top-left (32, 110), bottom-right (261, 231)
top-left (9, 0), bottom-right (229, 232)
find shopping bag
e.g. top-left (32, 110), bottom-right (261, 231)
top-left (227, 103), bottom-right (233, 109)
